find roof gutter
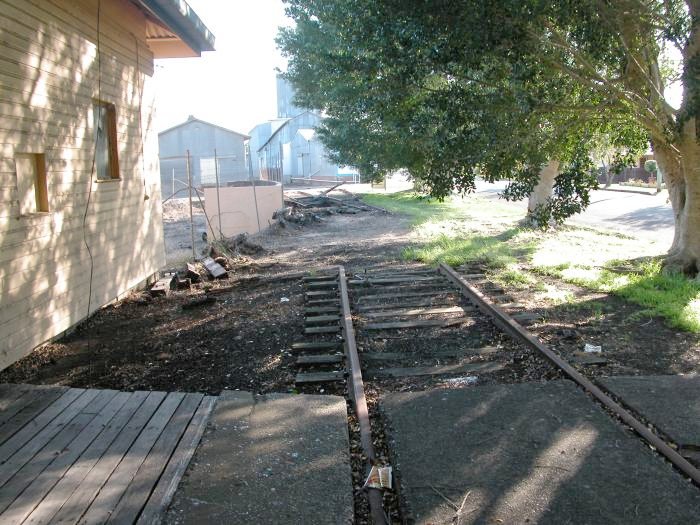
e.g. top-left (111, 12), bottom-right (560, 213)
top-left (138, 0), bottom-right (215, 55)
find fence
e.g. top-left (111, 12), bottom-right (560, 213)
top-left (160, 149), bottom-right (284, 260)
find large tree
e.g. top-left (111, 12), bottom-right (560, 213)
top-left (279, 0), bottom-right (698, 274)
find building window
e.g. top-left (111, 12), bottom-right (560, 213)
top-left (94, 101), bottom-right (119, 180)
top-left (15, 153), bottom-right (49, 214)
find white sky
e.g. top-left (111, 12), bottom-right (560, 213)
top-left (152, 0), bottom-right (291, 135)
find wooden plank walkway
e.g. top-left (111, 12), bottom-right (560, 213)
top-left (0, 383), bottom-right (215, 525)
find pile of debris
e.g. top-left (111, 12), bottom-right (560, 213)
top-left (275, 192), bottom-right (384, 228)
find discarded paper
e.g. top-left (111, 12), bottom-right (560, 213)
top-left (363, 465), bottom-right (393, 490)
top-left (583, 343), bottom-right (602, 353)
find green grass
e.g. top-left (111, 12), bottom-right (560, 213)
top-left (567, 260), bottom-right (700, 332)
top-left (359, 190), bottom-right (700, 332)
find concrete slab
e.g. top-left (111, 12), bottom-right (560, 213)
top-left (166, 392), bottom-right (353, 524)
top-left (600, 374), bottom-right (700, 447)
top-left (382, 380), bottom-right (700, 525)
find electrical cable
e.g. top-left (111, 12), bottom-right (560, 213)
top-left (82, 0), bottom-right (101, 378)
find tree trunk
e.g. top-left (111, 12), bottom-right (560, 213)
top-left (654, 121), bottom-right (700, 276)
top-left (527, 160), bottom-right (559, 216)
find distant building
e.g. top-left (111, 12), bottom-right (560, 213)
top-left (158, 116), bottom-right (250, 198)
top-left (249, 76), bottom-right (356, 184)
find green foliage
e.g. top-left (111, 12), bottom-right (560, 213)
top-left (279, 0), bottom-right (694, 225)
top-left (644, 160), bottom-right (658, 173)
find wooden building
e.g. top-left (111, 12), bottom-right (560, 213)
top-left (0, 0), bottom-right (214, 370)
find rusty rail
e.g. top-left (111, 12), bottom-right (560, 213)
top-left (438, 262), bottom-right (700, 486)
top-left (338, 266), bottom-right (388, 524)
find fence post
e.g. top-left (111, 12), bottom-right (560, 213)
top-left (186, 150), bottom-right (196, 260)
top-left (214, 148), bottom-right (223, 240)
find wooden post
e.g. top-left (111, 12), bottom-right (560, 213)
top-left (214, 149), bottom-right (223, 240)
top-left (186, 150), bottom-right (196, 260)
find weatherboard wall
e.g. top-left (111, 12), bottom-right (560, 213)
top-left (0, 0), bottom-right (166, 369)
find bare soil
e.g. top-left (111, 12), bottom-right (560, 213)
top-left (1, 190), bottom-right (697, 393)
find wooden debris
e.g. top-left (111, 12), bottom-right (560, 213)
top-left (150, 274), bottom-right (177, 297)
top-left (202, 257), bottom-right (227, 279)
top-left (186, 263), bottom-right (202, 283)
top-left (182, 296), bottom-right (218, 310)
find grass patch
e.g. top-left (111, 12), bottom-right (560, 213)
top-left (359, 191), bottom-right (700, 332)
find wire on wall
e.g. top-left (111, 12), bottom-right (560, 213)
top-left (82, 0), bottom-right (101, 375)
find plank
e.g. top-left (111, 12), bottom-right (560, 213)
top-left (362, 347), bottom-right (500, 361)
top-left (296, 355), bottom-right (344, 366)
top-left (106, 394), bottom-right (204, 525)
top-left (0, 386), bottom-right (67, 446)
top-left (363, 305), bottom-right (474, 319)
top-left (291, 341), bottom-right (342, 352)
top-left (353, 284), bottom-right (452, 297)
top-left (304, 315), bottom-right (340, 325)
top-left (306, 298), bottom-right (340, 305)
top-left (149, 275), bottom-right (176, 297)
top-left (306, 281), bottom-right (338, 290)
top-left (76, 392), bottom-right (186, 524)
top-left (305, 326), bottom-right (341, 335)
top-left (305, 290), bottom-right (337, 298)
top-left (42, 391), bottom-right (168, 525)
top-left (0, 389), bottom-right (103, 488)
top-left (295, 371), bottom-right (345, 384)
top-left (511, 312), bottom-right (541, 324)
top-left (0, 390), bottom-right (122, 515)
top-left (304, 306), bottom-right (340, 314)
top-left (364, 318), bottom-right (471, 330)
top-left (366, 361), bottom-right (504, 378)
top-left (348, 276), bottom-right (441, 285)
top-left (356, 290), bottom-right (458, 303)
top-left (0, 388), bottom-right (84, 464)
top-left (356, 300), bottom-right (460, 312)
top-left (0, 392), bottom-right (134, 524)
top-left (352, 268), bottom-right (439, 279)
top-left (0, 384), bottom-right (33, 412)
top-left (135, 396), bottom-right (216, 525)
top-left (20, 391), bottom-right (153, 524)
top-left (201, 257), bottom-right (227, 279)
top-left (302, 274), bottom-right (339, 282)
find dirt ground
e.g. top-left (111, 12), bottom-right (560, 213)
top-left (1, 188), bottom-right (698, 394)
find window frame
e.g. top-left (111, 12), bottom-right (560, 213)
top-left (93, 100), bottom-right (120, 182)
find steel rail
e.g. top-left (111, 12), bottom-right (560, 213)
top-left (337, 266), bottom-right (388, 525)
top-left (439, 262), bottom-right (700, 486)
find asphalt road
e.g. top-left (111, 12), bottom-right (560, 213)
top-left (474, 180), bottom-right (674, 245)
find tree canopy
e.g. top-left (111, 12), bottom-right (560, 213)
top-left (278, 1), bottom-right (699, 272)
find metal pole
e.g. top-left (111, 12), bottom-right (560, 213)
top-left (214, 148), bottom-right (223, 240)
top-left (186, 150), bottom-right (196, 260)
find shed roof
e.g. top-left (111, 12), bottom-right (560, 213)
top-left (135, 0), bottom-right (215, 58)
top-left (257, 111), bottom-right (321, 152)
top-left (159, 115), bottom-right (251, 139)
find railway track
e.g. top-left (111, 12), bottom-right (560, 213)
top-left (291, 263), bottom-right (700, 524)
